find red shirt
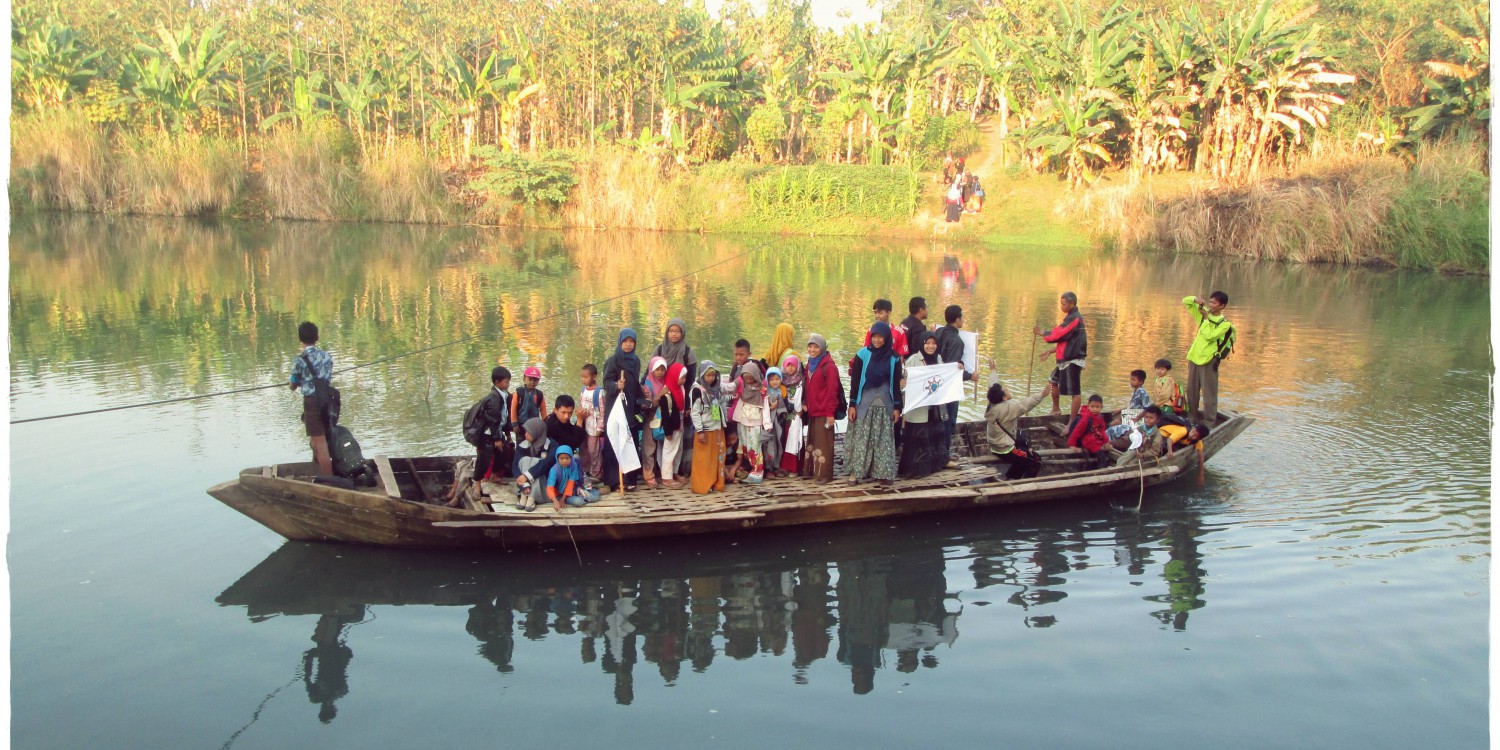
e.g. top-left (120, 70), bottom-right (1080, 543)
top-left (863, 324), bottom-right (909, 357)
top-left (804, 356), bottom-right (840, 418)
top-left (1067, 406), bottom-right (1109, 453)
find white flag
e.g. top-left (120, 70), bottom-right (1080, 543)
top-left (783, 387), bottom-right (804, 457)
top-left (958, 331), bottom-right (979, 375)
top-left (606, 392), bottom-right (642, 473)
top-left (902, 363), bottom-right (965, 415)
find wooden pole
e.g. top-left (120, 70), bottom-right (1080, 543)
top-left (1026, 324), bottom-right (1038, 393)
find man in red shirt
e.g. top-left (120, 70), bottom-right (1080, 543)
top-left (864, 299), bottom-right (909, 357)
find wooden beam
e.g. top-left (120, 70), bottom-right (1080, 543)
top-left (372, 456), bottom-right (402, 499)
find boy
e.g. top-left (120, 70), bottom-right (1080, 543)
top-left (901, 297), bottom-right (928, 343)
top-left (1111, 406), bottom-right (1162, 467)
top-left (864, 299), bottom-right (909, 356)
top-left (1184, 291), bottom-right (1234, 423)
top-left (1107, 370), bottom-right (1152, 439)
top-left (1159, 422), bottom-right (1212, 456)
top-left (288, 321), bottom-right (334, 476)
top-left (725, 339), bottom-right (753, 480)
top-left (1066, 394), bottom-right (1110, 469)
top-left (577, 364), bottom-right (605, 481)
top-left (1035, 291), bottom-right (1087, 424)
top-left (934, 305), bottom-right (973, 465)
top-left (450, 366), bottom-right (513, 507)
top-left (509, 366), bottom-right (547, 442)
top-left (1150, 358), bottom-right (1183, 416)
top-left (546, 446), bottom-right (598, 509)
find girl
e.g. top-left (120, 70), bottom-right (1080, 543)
top-left (514, 417), bottom-right (557, 511)
top-left (899, 332), bottom-right (952, 478)
top-left (762, 367), bottom-right (788, 478)
top-left (689, 361), bottom-right (727, 495)
top-left (546, 445), bottom-right (599, 509)
top-left (658, 363), bottom-right (689, 488)
top-left (601, 328), bottom-right (643, 492)
top-left (802, 334), bottom-right (839, 484)
top-left (778, 353), bottom-right (804, 474)
top-left (763, 323), bottom-right (795, 370)
top-left (640, 356), bottom-right (670, 488)
top-left (846, 321), bottom-right (903, 485)
top-left (733, 362), bottom-right (772, 484)
top-left (652, 317), bottom-right (698, 377)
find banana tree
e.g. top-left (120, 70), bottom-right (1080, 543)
top-left (495, 62), bottom-right (543, 154)
top-left (1404, 3), bottom-right (1490, 142)
top-left (11, 21), bottom-right (102, 111)
top-left (122, 23), bottom-right (238, 133)
top-left (894, 23), bottom-right (955, 162)
top-left (260, 71), bottom-right (330, 131)
top-left (334, 69), bottom-right (385, 154)
top-left (658, 65), bottom-right (727, 166)
top-left (445, 50), bottom-right (499, 162)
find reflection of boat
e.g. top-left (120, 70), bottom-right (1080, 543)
top-left (206, 412), bottom-right (1252, 548)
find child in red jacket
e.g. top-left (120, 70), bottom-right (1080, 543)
top-left (1067, 394), bottom-right (1110, 469)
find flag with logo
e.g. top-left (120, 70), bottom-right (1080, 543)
top-left (606, 392), bottom-right (642, 473)
top-left (902, 363), bottom-right (965, 415)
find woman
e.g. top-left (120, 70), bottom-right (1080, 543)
top-left (802, 334), bottom-right (839, 484)
top-left (845, 321), bottom-right (902, 485)
top-left (513, 417), bottom-right (558, 511)
top-left (898, 332), bottom-right (953, 478)
top-left (763, 323), bottom-right (795, 370)
top-left (688, 360), bottom-right (727, 494)
top-left (601, 328), bottom-right (644, 491)
top-left (652, 318), bottom-right (698, 381)
top-left (778, 352), bottom-right (804, 474)
top-left (657, 363), bottom-right (689, 488)
top-left (639, 356), bottom-right (670, 488)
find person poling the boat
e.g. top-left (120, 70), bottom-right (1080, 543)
top-left (1183, 291), bottom-right (1234, 423)
top-left (688, 360), bottom-right (727, 495)
top-left (846, 321), bottom-right (903, 486)
top-left (600, 328), bottom-right (644, 492)
top-left (1035, 291), bottom-right (1088, 426)
top-left (802, 334), bottom-right (839, 484)
top-left (983, 357), bottom-right (1048, 480)
top-left (513, 417), bottom-right (558, 512)
top-left (288, 321), bottom-right (335, 476)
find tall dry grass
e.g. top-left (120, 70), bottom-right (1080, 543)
top-left (1095, 139), bottom-right (1489, 272)
top-left (259, 122), bottom-right (361, 221)
top-left (112, 132), bottom-right (245, 215)
top-left (564, 149), bottom-right (688, 230)
top-left (360, 139), bottom-right (452, 223)
top-left (10, 109), bottom-right (111, 212)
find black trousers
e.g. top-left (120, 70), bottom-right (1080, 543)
top-left (998, 449), bottom-right (1042, 479)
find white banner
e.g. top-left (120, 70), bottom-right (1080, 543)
top-left (902, 363), bottom-right (966, 415)
top-left (958, 331), bottom-right (979, 374)
top-left (784, 387), bottom-right (804, 457)
top-left (606, 392), bottom-right (642, 474)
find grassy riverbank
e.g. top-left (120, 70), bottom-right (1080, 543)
top-left (10, 112), bottom-right (1487, 272)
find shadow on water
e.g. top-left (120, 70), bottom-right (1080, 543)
top-left (216, 490), bottom-right (1223, 719)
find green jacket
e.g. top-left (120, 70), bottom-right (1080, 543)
top-left (1184, 296), bottom-right (1233, 366)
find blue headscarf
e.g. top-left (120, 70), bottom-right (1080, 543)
top-left (863, 322), bottom-right (895, 390)
top-left (614, 328), bottom-right (641, 378)
top-left (547, 445), bottom-right (580, 493)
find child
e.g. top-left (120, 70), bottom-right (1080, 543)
top-left (762, 367), bottom-right (788, 478)
top-left (1111, 406), bottom-right (1162, 467)
top-left (640, 356), bottom-right (670, 488)
top-left (1150, 358), bottom-right (1184, 416)
top-left (983, 357), bottom-right (1048, 479)
top-left (577, 364), bottom-right (605, 481)
top-left (864, 299), bottom-right (909, 356)
top-left (733, 362), bottom-right (771, 484)
top-left (725, 339), bottom-right (752, 478)
top-left (1159, 421), bottom-right (1212, 456)
top-left (777, 353), bottom-right (804, 474)
top-left (1107, 369), bottom-right (1152, 440)
top-left (510, 366), bottom-right (547, 443)
top-left (1067, 394), bottom-right (1111, 469)
top-left (689, 360), bottom-right (727, 495)
top-left (546, 446), bottom-right (599, 509)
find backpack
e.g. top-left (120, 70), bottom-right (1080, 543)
top-left (328, 424), bottom-right (373, 484)
top-left (300, 351), bottom-right (340, 428)
top-left (462, 398), bottom-right (489, 446)
top-left (1214, 323), bottom-right (1237, 362)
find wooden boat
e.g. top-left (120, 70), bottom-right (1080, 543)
top-left (207, 411), bottom-right (1252, 548)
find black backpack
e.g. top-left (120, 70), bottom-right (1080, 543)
top-left (462, 398), bottom-right (489, 446)
top-left (328, 424), bottom-right (374, 484)
top-left (300, 351), bottom-right (341, 428)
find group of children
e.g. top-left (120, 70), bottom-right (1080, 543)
top-left (1061, 359), bottom-right (1213, 471)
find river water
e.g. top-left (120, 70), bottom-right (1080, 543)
top-left (8, 213), bottom-right (1491, 749)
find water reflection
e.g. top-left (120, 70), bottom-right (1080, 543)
top-left (219, 497), bottom-right (1220, 716)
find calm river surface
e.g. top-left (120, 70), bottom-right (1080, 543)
top-left (9, 214), bottom-right (1490, 749)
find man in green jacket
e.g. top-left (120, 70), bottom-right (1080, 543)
top-left (1183, 291), bottom-right (1234, 423)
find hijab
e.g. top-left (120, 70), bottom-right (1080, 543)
top-left (739, 361), bottom-right (764, 407)
top-left (645, 356), bottom-right (668, 396)
top-left (549, 445), bottom-right (580, 488)
top-left (665, 362), bottom-right (687, 409)
top-left (863, 321), bottom-right (895, 390)
top-left (523, 417), bottom-right (549, 457)
top-left (695, 359), bottom-right (722, 400)
top-left (655, 318), bottom-right (694, 367)
top-left (779, 353), bottom-right (803, 388)
top-left (805, 333), bottom-right (829, 374)
top-left (765, 366), bottom-right (785, 405)
top-left (916, 331), bottom-right (940, 365)
top-left (764, 323), bottom-right (794, 365)
top-left (613, 328), bottom-right (640, 378)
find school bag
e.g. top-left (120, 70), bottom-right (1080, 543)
top-left (1214, 323), bottom-right (1237, 362)
top-left (299, 350), bottom-right (341, 428)
top-left (462, 398), bottom-right (489, 446)
top-left (328, 424), bottom-right (374, 485)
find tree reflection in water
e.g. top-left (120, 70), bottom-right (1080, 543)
top-left (225, 498), bottom-right (1216, 718)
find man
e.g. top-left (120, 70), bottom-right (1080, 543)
top-left (901, 297), bottom-right (928, 344)
top-left (1183, 291), bottom-right (1234, 423)
top-left (544, 394), bottom-right (586, 454)
top-left (288, 321), bottom-right (334, 475)
top-left (864, 299), bottom-right (909, 356)
top-left (1034, 291), bottom-right (1087, 423)
top-left (934, 304), bottom-right (973, 465)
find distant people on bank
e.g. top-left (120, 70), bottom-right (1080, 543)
top-left (1184, 292), bottom-right (1235, 423)
top-left (289, 321), bottom-right (335, 476)
top-left (944, 180), bottom-right (963, 223)
top-left (984, 357), bottom-right (1047, 480)
top-left (1035, 291), bottom-right (1088, 424)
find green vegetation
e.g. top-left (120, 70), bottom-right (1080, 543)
top-left (7, 0), bottom-right (1489, 268)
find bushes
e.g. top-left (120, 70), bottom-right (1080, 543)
top-left (470, 147), bottom-right (577, 208)
top-left (741, 164), bottom-right (921, 222)
top-left (10, 109), bottom-right (111, 212)
top-left (745, 104), bottom-right (785, 162)
top-left (259, 122), bottom-right (360, 220)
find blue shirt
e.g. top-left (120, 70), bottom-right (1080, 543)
top-left (290, 345), bottom-right (333, 397)
top-left (1128, 386), bottom-right (1151, 411)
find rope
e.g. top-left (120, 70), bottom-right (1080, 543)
top-left (12, 227), bottom-right (807, 425)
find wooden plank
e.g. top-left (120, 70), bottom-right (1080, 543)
top-left (372, 456), bottom-right (402, 499)
top-left (405, 459), bottom-right (435, 504)
top-left (432, 510), bottom-right (766, 528)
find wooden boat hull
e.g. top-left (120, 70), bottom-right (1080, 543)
top-left (207, 411), bottom-right (1253, 548)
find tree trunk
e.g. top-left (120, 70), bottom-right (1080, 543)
top-left (463, 115), bottom-right (475, 163)
top-left (969, 76), bottom-right (986, 123)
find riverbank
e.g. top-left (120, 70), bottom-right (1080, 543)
top-left (10, 112), bottom-right (1487, 272)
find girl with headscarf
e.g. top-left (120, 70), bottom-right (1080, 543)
top-left (689, 360), bottom-right (727, 494)
top-left (761, 367), bottom-right (788, 477)
top-left (639, 356), bottom-right (670, 488)
top-left (802, 334), bottom-right (839, 483)
top-left (601, 328), bottom-right (643, 491)
top-left (514, 417), bottom-right (557, 511)
top-left (732, 361), bottom-right (772, 484)
top-left (656, 362), bottom-right (689, 488)
top-left (845, 321), bottom-right (903, 485)
top-left (898, 331), bottom-right (953, 478)
top-left (763, 323), bottom-right (795, 370)
top-left (777, 353), bottom-right (805, 474)
top-left (652, 318), bottom-right (698, 381)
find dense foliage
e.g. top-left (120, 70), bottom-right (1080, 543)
top-left (9, 0), bottom-right (1488, 187)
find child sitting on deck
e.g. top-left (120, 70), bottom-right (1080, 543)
top-left (546, 446), bottom-right (599, 509)
top-left (1067, 394), bottom-right (1111, 470)
top-left (1150, 359), bottom-right (1184, 416)
top-left (1107, 369), bottom-right (1153, 440)
top-left (1110, 406), bottom-right (1162, 467)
